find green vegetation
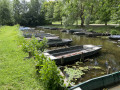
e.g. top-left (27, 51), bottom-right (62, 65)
top-left (64, 67), bottom-right (86, 81)
top-left (0, 25), bottom-right (64, 90)
top-left (0, 0), bottom-right (120, 27)
top-left (64, 64), bottom-right (102, 85)
top-left (40, 57), bottom-right (64, 90)
top-left (0, 0), bottom-right (49, 26)
top-left (48, 24), bottom-right (120, 34)
top-left (22, 36), bottom-right (48, 56)
top-left (110, 30), bottom-right (118, 35)
top-left (0, 25), bottom-right (43, 89)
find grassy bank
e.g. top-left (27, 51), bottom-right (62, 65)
top-left (51, 22), bottom-right (120, 34)
top-left (0, 25), bottom-right (43, 90)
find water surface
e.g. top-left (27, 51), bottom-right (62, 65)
top-left (41, 29), bottom-right (120, 84)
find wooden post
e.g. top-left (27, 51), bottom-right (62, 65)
top-left (81, 52), bottom-right (84, 62)
top-left (61, 57), bottom-right (64, 65)
top-left (107, 66), bottom-right (111, 74)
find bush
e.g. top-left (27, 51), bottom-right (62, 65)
top-left (22, 36), bottom-right (64, 90)
top-left (39, 57), bottom-right (64, 90)
top-left (34, 52), bottom-right (47, 71)
top-left (22, 36), bottom-right (48, 56)
top-left (111, 30), bottom-right (118, 35)
top-left (88, 29), bottom-right (93, 32)
top-left (95, 20), bottom-right (103, 24)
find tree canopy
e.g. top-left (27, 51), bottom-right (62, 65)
top-left (0, 0), bottom-right (120, 27)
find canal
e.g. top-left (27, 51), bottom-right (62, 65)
top-left (41, 29), bottom-right (120, 85)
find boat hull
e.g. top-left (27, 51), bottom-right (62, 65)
top-left (44, 45), bottom-right (102, 65)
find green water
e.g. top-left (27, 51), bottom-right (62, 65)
top-left (41, 29), bottom-right (120, 84)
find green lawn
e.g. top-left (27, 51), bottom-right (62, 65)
top-left (51, 21), bottom-right (120, 34)
top-left (0, 25), bottom-right (43, 90)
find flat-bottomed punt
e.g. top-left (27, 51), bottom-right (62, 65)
top-left (43, 37), bottom-right (72, 47)
top-left (44, 45), bottom-right (102, 65)
top-left (109, 35), bottom-right (120, 40)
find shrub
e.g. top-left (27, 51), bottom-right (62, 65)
top-left (22, 36), bottom-right (48, 56)
top-left (88, 29), bottom-right (93, 32)
top-left (95, 20), bottom-right (103, 24)
top-left (39, 57), bottom-right (64, 90)
top-left (34, 52), bottom-right (47, 71)
top-left (111, 30), bottom-right (118, 35)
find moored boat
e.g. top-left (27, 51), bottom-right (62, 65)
top-left (73, 32), bottom-right (85, 35)
top-left (69, 71), bottom-right (120, 90)
top-left (68, 29), bottom-right (84, 34)
top-left (42, 37), bottom-right (72, 47)
top-left (44, 45), bottom-right (102, 65)
top-left (109, 35), bottom-right (120, 40)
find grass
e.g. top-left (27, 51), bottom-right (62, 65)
top-left (0, 25), bottom-right (43, 90)
top-left (52, 21), bottom-right (61, 25)
top-left (51, 21), bottom-right (120, 34)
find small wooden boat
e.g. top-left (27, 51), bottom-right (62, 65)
top-left (42, 37), bottom-right (72, 47)
top-left (68, 29), bottom-right (84, 34)
top-left (69, 71), bottom-right (120, 90)
top-left (49, 27), bottom-right (61, 30)
top-left (47, 39), bottom-right (72, 47)
top-left (61, 30), bottom-right (68, 32)
top-left (109, 35), bottom-right (120, 40)
top-left (44, 45), bottom-right (102, 65)
top-left (73, 32), bottom-right (85, 35)
top-left (86, 33), bottom-right (111, 37)
top-left (43, 27), bottom-right (51, 29)
top-left (36, 26), bottom-right (44, 29)
top-left (20, 27), bottom-right (32, 31)
top-left (23, 34), bottom-right (33, 38)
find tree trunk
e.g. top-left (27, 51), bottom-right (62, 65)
top-left (80, 4), bottom-right (84, 27)
top-left (105, 21), bottom-right (107, 26)
top-left (81, 18), bottom-right (84, 27)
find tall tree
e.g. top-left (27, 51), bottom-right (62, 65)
top-left (53, 0), bottom-right (63, 25)
top-left (0, 0), bottom-right (13, 25)
top-left (13, 0), bottom-right (21, 24)
top-left (97, 0), bottom-right (112, 26)
top-left (43, 1), bottom-right (55, 23)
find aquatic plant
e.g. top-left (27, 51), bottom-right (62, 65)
top-left (64, 67), bottom-right (89, 82)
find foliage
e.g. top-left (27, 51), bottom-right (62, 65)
top-left (96, 0), bottom-right (113, 25)
top-left (111, 30), bottom-right (118, 35)
top-left (0, 0), bottom-right (13, 25)
top-left (0, 0), bottom-right (120, 26)
top-left (95, 20), bottom-right (103, 24)
top-left (53, 0), bottom-right (63, 25)
top-left (34, 52), bottom-right (47, 71)
top-left (39, 57), bottom-right (64, 90)
top-left (13, 0), bottom-right (21, 24)
top-left (42, 1), bottom-right (55, 23)
top-left (22, 36), bottom-right (48, 56)
top-left (88, 29), bottom-right (93, 32)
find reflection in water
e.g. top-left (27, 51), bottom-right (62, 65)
top-left (41, 29), bottom-right (120, 82)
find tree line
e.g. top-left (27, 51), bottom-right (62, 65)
top-left (0, 0), bottom-right (50, 26)
top-left (0, 0), bottom-right (120, 27)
